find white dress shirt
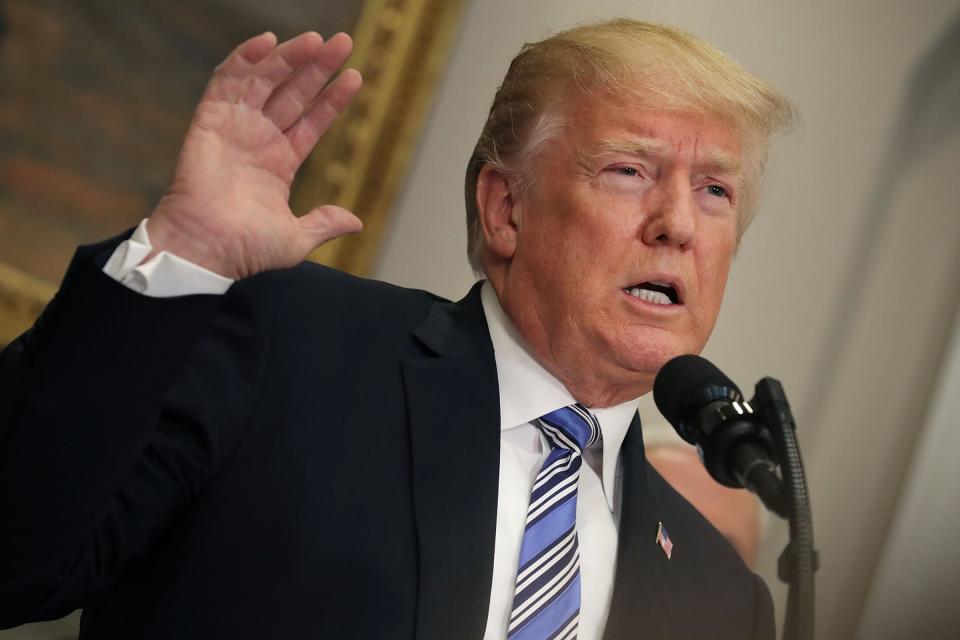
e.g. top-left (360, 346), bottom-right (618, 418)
top-left (103, 220), bottom-right (642, 640)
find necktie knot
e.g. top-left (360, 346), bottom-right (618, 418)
top-left (536, 403), bottom-right (602, 455)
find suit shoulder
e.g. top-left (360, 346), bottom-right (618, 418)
top-left (224, 262), bottom-right (461, 362)
top-left (229, 262), bottom-right (444, 323)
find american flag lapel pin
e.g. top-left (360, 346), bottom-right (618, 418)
top-left (656, 521), bottom-right (674, 559)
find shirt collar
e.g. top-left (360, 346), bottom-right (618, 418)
top-left (480, 282), bottom-right (640, 510)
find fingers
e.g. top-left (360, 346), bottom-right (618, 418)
top-left (286, 68), bottom-right (363, 163)
top-left (217, 31), bottom-right (278, 75)
top-left (204, 32), bottom-right (278, 102)
top-left (207, 32), bottom-right (325, 105)
top-left (204, 31), bottom-right (357, 137)
top-left (260, 62), bottom-right (326, 132)
top-left (296, 205), bottom-right (363, 255)
top-left (261, 32), bottom-right (355, 132)
top-left (240, 32), bottom-right (335, 110)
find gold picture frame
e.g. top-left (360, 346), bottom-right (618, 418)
top-left (0, 0), bottom-right (465, 347)
top-left (292, 0), bottom-right (465, 275)
top-left (0, 263), bottom-right (56, 346)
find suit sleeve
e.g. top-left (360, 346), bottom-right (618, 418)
top-left (0, 234), bottom-right (270, 627)
top-left (754, 573), bottom-right (777, 639)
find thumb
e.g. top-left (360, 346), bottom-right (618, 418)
top-left (296, 205), bottom-right (363, 253)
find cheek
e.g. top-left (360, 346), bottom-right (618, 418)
top-left (534, 219), bottom-right (604, 279)
top-left (708, 258), bottom-right (732, 300)
top-left (696, 241), bottom-right (736, 322)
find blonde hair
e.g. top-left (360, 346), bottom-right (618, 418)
top-left (464, 19), bottom-right (797, 271)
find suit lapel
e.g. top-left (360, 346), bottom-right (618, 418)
top-left (403, 283), bottom-right (501, 640)
top-left (604, 414), bottom-right (685, 640)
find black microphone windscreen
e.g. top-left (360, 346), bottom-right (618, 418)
top-left (653, 355), bottom-right (742, 429)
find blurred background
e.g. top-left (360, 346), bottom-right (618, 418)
top-left (2, 0), bottom-right (958, 638)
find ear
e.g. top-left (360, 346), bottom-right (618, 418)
top-left (475, 164), bottom-right (520, 260)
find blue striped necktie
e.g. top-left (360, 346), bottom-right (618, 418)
top-left (507, 403), bottom-right (602, 640)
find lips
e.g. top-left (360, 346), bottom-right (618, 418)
top-left (624, 280), bottom-right (681, 305)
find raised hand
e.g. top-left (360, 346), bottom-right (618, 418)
top-left (146, 32), bottom-right (363, 279)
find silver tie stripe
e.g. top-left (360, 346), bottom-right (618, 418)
top-left (507, 404), bottom-right (602, 640)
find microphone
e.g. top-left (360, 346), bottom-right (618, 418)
top-left (653, 354), bottom-right (787, 517)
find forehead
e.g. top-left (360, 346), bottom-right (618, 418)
top-left (559, 91), bottom-right (743, 169)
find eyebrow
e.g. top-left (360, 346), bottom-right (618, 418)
top-left (701, 148), bottom-right (742, 174)
top-left (583, 137), bottom-right (742, 175)
top-left (587, 137), bottom-right (669, 161)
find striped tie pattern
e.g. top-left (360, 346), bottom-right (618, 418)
top-left (507, 404), bottom-right (602, 640)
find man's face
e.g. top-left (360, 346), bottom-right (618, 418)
top-left (496, 93), bottom-right (742, 405)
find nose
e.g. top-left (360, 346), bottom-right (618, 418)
top-left (640, 173), bottom-right (696, 248)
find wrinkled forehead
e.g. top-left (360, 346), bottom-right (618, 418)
top-left (557, 89), bottom-right (746, 168)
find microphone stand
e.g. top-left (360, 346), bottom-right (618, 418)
top-left (751, 378), bottom-right (817, 640)
top-left (652, 355), bottom-right (817, 639)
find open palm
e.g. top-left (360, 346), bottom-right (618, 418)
top-left (148, 31), bottom-right (363, 279)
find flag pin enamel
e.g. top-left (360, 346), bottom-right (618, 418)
top-left (656, 521), bottom-right (674, 559)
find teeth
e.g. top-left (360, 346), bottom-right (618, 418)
top-left (626, 287), bottom-right (672, 305)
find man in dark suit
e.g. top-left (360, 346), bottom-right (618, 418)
top-left (0, 19), bottom-right (793, 639)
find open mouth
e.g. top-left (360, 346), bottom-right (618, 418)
top-left (624, 281), bottom-right (680, 305)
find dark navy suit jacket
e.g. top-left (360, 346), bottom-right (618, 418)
top-left (0, 233), bottom-right (774, 638)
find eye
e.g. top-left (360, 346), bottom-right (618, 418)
top-left (611, 166), bottom-right (639, 177)
top-left (706, 184), bottom-right (728, 198)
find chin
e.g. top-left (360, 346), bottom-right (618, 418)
top-left (615, 335), bottom-right (695, 377)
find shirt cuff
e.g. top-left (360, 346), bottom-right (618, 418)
top-left (102, 219), bottom-right (234, 297)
